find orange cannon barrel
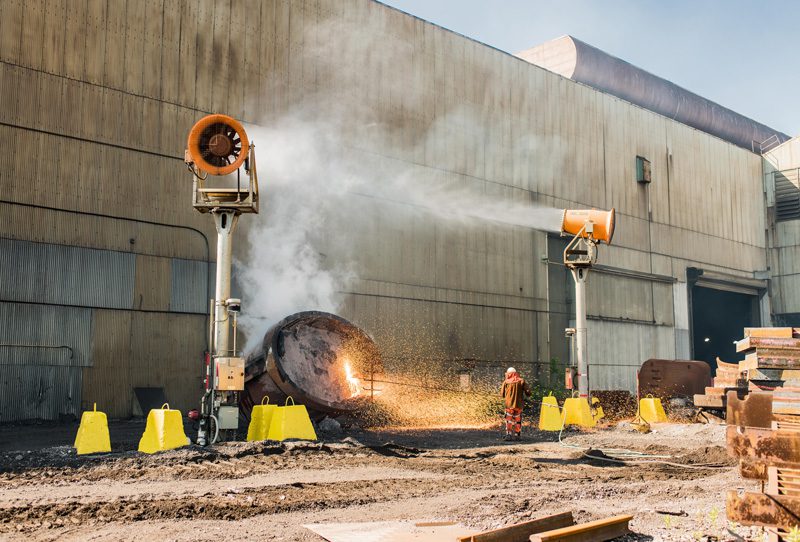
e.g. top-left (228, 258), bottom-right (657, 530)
top-left (561, 208), bottom-right (615, 245)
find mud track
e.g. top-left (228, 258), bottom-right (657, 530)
top-left (0, 424), bottom-right (761, 541)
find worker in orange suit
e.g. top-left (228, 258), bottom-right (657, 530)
top-left (500, 367), bottom-right (531, 441)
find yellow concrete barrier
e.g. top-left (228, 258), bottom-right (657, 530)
top-left (138, 403), bottom-right (189, 454)
top-left (267, 397), bottom-right (317, 441)
top-left (247, 396), bottom-right (277, 441)
top-left (74, 403), bottom-right (111, 455)
top-left (639, 395), bottom-right (667, 423)
top-left (562, 397), bottom-right (596, 428)
top-left (538, 393), bottom-right (563, 431)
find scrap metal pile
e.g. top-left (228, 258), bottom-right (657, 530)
top-left (693, 358), bottom-right (746, 414)
top-left (723, 327), bottom-right (800, 540)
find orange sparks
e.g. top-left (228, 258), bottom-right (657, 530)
top-left (344, 359), bottom-right (361, 398)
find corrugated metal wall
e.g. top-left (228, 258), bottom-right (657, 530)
top-left (0, 238), bottom-right (208, 420)
top-left (588, 320), bottom-right (676, 392)
top-left (170, 259), bottom-right (211, 314)
top-left (0, 239), bottom-right (135, 308)
top-left (765, 137), bottom-right (800, 322)
top-left (0, 303), bottom-right (92, 422)
top-left (0, 0), bottom-right (775, 417)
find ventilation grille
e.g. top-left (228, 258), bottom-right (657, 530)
top-left (775, 171), bottom-right (800, 222)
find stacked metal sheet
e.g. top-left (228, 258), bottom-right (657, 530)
top-left (725, 328), bottom-right (800, 541)
top-left (693, 359), bottom-right (745, 411)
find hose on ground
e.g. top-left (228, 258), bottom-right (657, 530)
top-left (210, 414), bottom-right (220, 445)
top-left (536, 400), bottom-right (729, 469)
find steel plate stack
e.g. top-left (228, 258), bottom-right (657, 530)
top-left (725, 327), bottom-right (800, 541)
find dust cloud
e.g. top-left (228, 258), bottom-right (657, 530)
top-left (234, 113), bottom-right (564, 350)
top-left (233, 9), bottom-right (567, 353)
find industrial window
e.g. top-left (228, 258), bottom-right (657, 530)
top-left (775, 172), bottom-right (800, 222)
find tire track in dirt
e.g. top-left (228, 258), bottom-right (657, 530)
top-left (0, 458), bottom-right (729, 534)
top-left (0, 477), bottom-right (493, 533)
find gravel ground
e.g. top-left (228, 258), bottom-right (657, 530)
top-left (0, 422), bottom-right (761, 541)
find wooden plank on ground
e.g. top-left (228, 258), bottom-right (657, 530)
top-left (457, 512), bottom-right (575, 542)
top-left (529, 515), bottom-right (632, 542)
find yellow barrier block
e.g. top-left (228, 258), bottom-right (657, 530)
top-left (562, 397), bottom-right (596, 428)
top-left (592, 396), bottom-right (605, 422)
top-left (138, 403), bottom-right (189, 454)
top-left (639, 396), bottom-right (667, 423)
top-left (267, 397), bottom-right (317, 441)
top-left (247, 396), bottom-right (278, 441)
top-left (538, 393), bottom-right (563, 431)
top-left (74, 403), bottom-right (111, 455)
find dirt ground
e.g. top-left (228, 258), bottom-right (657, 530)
top-left (0, 421), bottom-right (760, 541)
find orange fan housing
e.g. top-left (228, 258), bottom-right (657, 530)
top-left (561, 208), bottom-right (616, 245)
top-left (187, 114), bottom-right (249, 176)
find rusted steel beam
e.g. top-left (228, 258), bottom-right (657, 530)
top-left (766, 527), bottom-right (793, 542)
top-left (726, 391), bottom-right (774, 429)
top-left (457, 512), bottom-right (575, 542)
top-left (707, 386), bottom-right (746, 396)
top-left (718, 357), bottom-right (743, 370)
top-left (637, 359), bottom-right (710, 398)
top-left (768, 465), bottom-right (800, 497)
top-left (744, 328), bottom-right (797, 339)
top-left (726, 490), bottom-right (800, 528)
top-left (740, 458), bottom-right (769, 480)
top-left (741, 352), bottom-right (800, 371)
top-left (695, 394), bottom-right (726, 409)
top-left (747, 369), bottom-right (800, 381)
top-left (737, 337), bottom-right (800, 353)
top-left (727, 426), bottom-right (800, 463)
top-left (774, 420), bottom-right (800, 431)
top-left (739, 458), bottom-right (800, 481)
top-left (529, 515), bottom-right (632, 542)
top-left (773, 388), bottom-right (800, 416)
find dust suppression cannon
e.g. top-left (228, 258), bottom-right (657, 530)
top-left (184, 114), bottom-right (259, 445)
top-left (560, 208), bottom-right (615, 402)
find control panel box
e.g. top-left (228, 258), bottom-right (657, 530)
top-left (216, 357), bottom-right (245, 391)
top-left (217, 406), bottom-right (239, 430)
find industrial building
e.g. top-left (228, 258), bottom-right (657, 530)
top-left (1, 0), bottom-right (798, 422)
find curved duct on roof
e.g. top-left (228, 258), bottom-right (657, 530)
top-left (516, 36), bottom-right (789, 152)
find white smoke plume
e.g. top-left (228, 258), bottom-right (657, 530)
top-left (233, 8), bottom-right (569, 349)
top-left (234, 111), bottom-right (565, 350)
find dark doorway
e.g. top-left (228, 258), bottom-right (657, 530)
top-left (690, 286), bottom-right (759, 373)
top-left (547, 235), bottom-right (572, 379)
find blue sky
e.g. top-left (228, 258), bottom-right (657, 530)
top-left (381, 0), bottom-right (800, 137)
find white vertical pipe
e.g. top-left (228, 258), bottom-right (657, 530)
top-left (572, 267), bottom-right (589, 398)
top-left (213, 210), bottom-right (239, 365)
